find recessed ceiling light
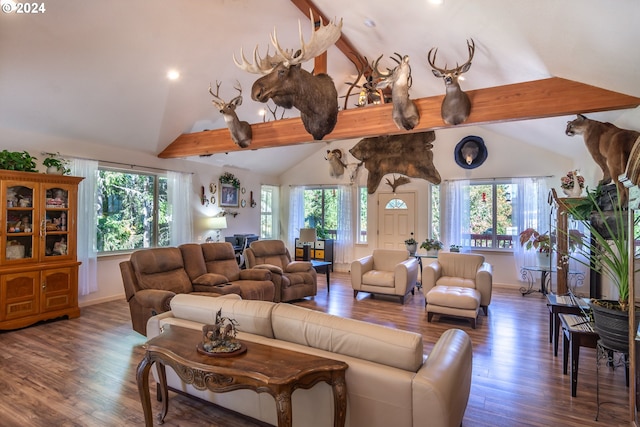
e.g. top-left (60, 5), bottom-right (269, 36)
top-left (167, 69), bottom-right (180, 81)
top-left (428, 0), bottom-right (444, 5)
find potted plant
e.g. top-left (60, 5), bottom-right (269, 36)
top-left (420, 238), bottom-right (443, 256)
top-left (42, 153), bottom-right (71, 175)
top-left (0, 150), bottom-right (38, 172)
top-left (519, 228), bottom-right (553, 266)
top-left (404, 234), bottom-right (417, 255)
top-left (449, 244), bottom-right (462, 253)
top-left (563, 186), bottom-right (640, 353)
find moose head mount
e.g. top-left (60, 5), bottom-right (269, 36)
top-left (209, 81), bottom-right (252, 149)
top-left (373, 53), bottom-right (420, 130)
top-left (428, 38), bottom-right (475, 126)
top-left (234, 10), bottom-right (343, 141)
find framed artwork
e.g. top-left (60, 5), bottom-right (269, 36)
top-left (219, 182), bottom-right (239, 207)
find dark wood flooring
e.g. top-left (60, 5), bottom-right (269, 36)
top-left (0, 272), bottom-right (632, 426)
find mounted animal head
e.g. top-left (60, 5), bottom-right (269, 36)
top-left (234, 10), bottom-right (343, 140)
top-left (349, 131), bottom-right (440, 194)
top-left (565, 113), bottom-right (640, 206)
top-left (373, 53), bottom-right (420, 130)
top-left (325, 148), bottom-right (347, 177)
top-left (209, 81), bottom-right (252, 148)
top-left (428, 39), bottom-right (475, 125)
top-left (343, 53), bottom-right (383, 109)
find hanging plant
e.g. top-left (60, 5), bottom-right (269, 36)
top-left (219, 172), bottom-right (240, 188)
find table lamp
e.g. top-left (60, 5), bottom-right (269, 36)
top-left (299, 228), bottom-right (317, 261)
top-left (209, 216), bottom-right (228, 242)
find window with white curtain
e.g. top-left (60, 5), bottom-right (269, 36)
top-left (260, 185), bottom-right (279, 239)
top-left (357, 186), bottom-right (367, 243)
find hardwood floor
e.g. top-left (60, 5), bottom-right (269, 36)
top-left (0, 272), bottom-right (632, 426)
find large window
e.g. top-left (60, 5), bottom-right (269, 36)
top-left (357, 186), bottom-right (367, 243)
top-left (303, 187), bottom-right (337, 239)
top-left (467, 182), bottom-right (515, 249)
top-left (431, 184), bottom-right (440, 240)
top-left (97, 168), bottom-right (168, 252)
top-left (260, 185), bottom-right (279, 239)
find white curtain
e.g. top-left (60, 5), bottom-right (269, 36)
top-left (167, 171), bottom-right (193, 246)
top-left (335, 185), bottom-right (353, 264)
top-left (511, 177), bottom-right (550, 279)
top-left (442, 179), bottom-right (470, 250)
top-left (288, 186), bottom-right (305, 250)
top-left (70, 158), bottom-right (98, 296)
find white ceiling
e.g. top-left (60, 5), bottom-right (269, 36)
top-left (1, 0), bottom-right (639, 176)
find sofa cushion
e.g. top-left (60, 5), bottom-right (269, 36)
top-left (131, 247), bottom-right (193, 294)
top-left (437, 252), bottom-right (485, 280)
top-left (202, 242), bottom-right (241, 281)
top-left (427, 286), bottom-right (481, 310)
top-left (372, 249), bottom-right (410, 272)
top-left (271, 303), bottom-right (423, 372)
top-left (436, 276), bottom-right (476, 289)
top-left (362, 270), bottom-right (395, 287)
top-left (169, 294), bottom-right (275, 338)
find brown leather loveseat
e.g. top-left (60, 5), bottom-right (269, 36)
top-left (120, 242), bottom-right (274, 334)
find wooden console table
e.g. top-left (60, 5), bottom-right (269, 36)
top-left (136, 324), bottom-right (348, 427)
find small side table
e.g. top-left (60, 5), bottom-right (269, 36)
top-left (546, 293), bottom-right (589, 357)
top-left (559, 313), bottom-right (599, 397)
top-left (311, 260), bottom-right (332, 292)
top-left (414, 253), bottom-right (438, 289)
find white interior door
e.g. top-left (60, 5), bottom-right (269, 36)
top-left (378, 192), bottom-right (416, 249)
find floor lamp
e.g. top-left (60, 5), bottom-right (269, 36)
top-left (299, 228), bottom-right (317, 261)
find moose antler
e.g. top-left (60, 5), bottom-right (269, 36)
top-left (385, 175), bottom-right (411, 192)
top-left (234, 9), bottom-right (343, 75)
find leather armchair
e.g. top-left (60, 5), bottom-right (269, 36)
top-left (422, 252), bottom-right (493, 328)
top-left (350, 249), bottom-right (419, 304)
top-left (244, 240), bottom-right (317, 302)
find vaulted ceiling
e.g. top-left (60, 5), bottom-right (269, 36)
top-left (1, 0), bottom-right (639, 175)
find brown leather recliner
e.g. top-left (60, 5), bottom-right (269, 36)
top-left (180, 242), bottom-right (275, 302)
top-left (244, 240), bottom-right (317, 302)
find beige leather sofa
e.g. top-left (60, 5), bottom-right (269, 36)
top-left (422, 252), bottom-right (493, 328)
top-left (350, 249), bottom-right (419, 303)
top-left (147, 293), bottom-right (473, 427)
top-left (244, 239), bottom-right (317, 302)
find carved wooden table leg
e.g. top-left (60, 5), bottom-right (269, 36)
top-left (157, 362), bottom-right (169, 424)
top-left (331, 371), bottom-right (348, 427)
top-left (273, 388), bottom-right (293, 427)
top-left (136, 354), bottom-right (154, 427)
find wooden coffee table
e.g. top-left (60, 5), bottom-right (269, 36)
top-left (136, 324), bottom-right (348, 427)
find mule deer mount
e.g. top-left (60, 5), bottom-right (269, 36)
top-left (373, 53), bottom-right (420, 130)
top-left (234, 10), bottom-right (343, 140)
top-left (209, 81), bottom-right (252, 149)
top-left (428, 38), bottom-right (475, 126)
top-left (343, 53), bottom-right (386, 110)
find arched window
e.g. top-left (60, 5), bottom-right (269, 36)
top-left (385, 198), bottom-right (407, 209)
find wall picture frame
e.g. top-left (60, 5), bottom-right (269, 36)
top-left (219, 182), bottom-right (239, 207)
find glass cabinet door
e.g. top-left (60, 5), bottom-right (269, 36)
top-left (2, 182), bottom-right (37, 263)
top-left (42, 184), bottom-right (73, 260)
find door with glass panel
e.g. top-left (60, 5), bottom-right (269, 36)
top-left (378, 192), bottom-right (416, 249)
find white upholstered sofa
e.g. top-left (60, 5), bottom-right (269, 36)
top-left (146, 293), bottom-right (473, 427)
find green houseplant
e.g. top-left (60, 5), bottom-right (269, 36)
top-left (420, 238), bottom-right (443, 254)
top-left (404, 234), bottom-right (417, 255)
top-left (0, 150), bottom-right (38, 172)
top-left (42, 153), bottom-right (71, 175)
top-left (563, 185), bottom-right (640, 352)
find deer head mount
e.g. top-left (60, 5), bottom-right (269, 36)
top-left (373, 53), bottom-right (420, 130)
top-left (385, 175), bottom-right (411, 193)
top-left (208, 81), bottom-right (252, 149)
top-left (428, 38), bottom-right (475, 125)
top-left (234, 10), bottom-right (343, 140)
top-left (343, 53), bottom-right (385, 110)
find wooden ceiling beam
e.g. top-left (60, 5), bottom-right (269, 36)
top-left (158, 77), bottom-right (640, 159)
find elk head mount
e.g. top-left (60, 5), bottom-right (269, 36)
top-left (234, 10), bottom-right (343, 141)
top-left (428, 38), bottom-right (475, 126)
top-left (209, 81), bottom-right (252, 149)
top-left (373, 53), bottom-right (420, 130)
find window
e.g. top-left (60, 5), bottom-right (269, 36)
top-left (97, 168), bottom-right (168, 252)
top-left (431, 184), bottom-right (440, 240)
top-left (303, 187), bottom-right (337, 239)
top-left (260, 185), bottom-right (279, 239)
top-left (385, 198), bottom-right (407, 209)
top-left (357, 186), bottom-right (367, 243)
top-left (467, 182), bottom-right (515, 249)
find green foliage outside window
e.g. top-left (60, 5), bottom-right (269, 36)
top-left (97, 169), bottom-right (169, 252)
top-left (303, 188), bottom-right (337, 239)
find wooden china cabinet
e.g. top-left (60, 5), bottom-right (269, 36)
top-left (0, 170), bottom-right (83, 330)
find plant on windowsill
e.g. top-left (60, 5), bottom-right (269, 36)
top-left (562, 185), bottom-right (640, 353)
top-left (449, 245), bottom-right (462, 253)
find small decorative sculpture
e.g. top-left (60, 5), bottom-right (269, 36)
top-left (200, 309), bottom-right (242, 354)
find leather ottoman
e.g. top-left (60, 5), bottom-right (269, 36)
top-left (426, 286), bottom-right (481, 328)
